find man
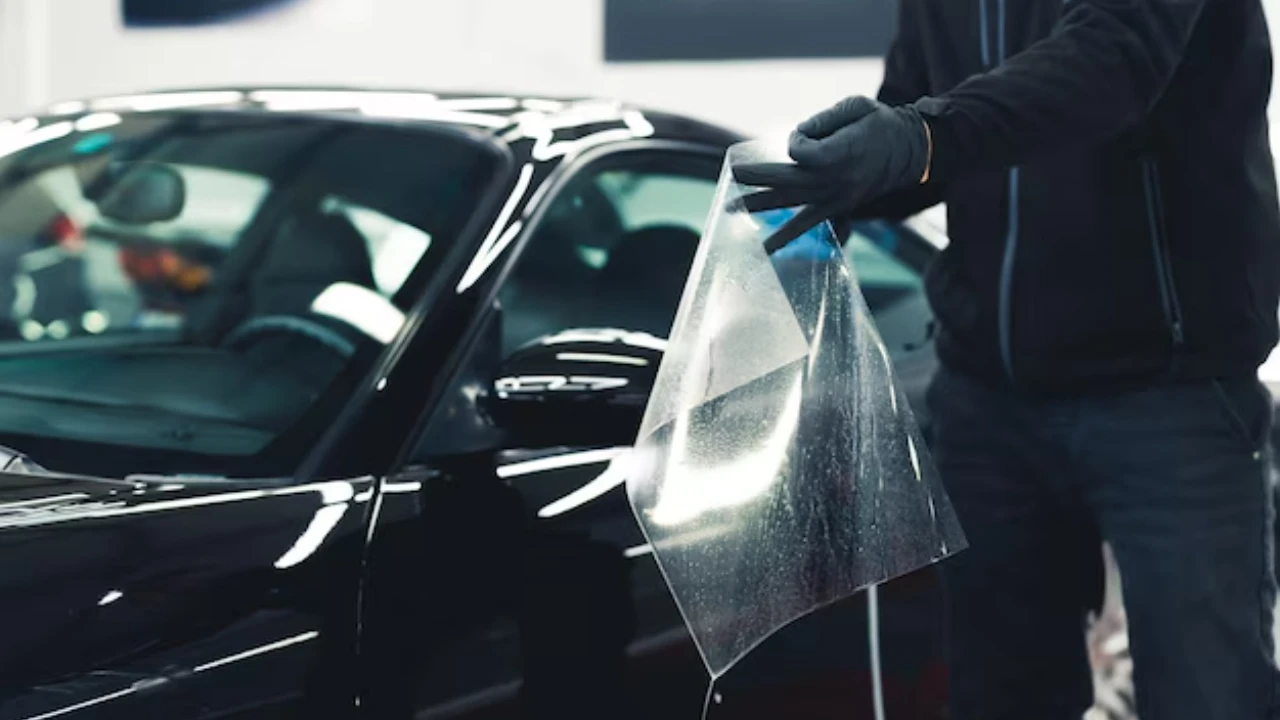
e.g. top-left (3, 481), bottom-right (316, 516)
top-left (737, 1), bottom-right (1280, 718)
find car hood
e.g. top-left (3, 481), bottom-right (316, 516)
top-left (0, 469), bottom-right (137, 523)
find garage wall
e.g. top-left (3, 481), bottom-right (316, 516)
top-left (0, 0), bottom-right (883, 139)
top-left (3, 0), bottom-right (1279, 139)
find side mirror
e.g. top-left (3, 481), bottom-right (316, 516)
top-left (482, 328), bottom-right (665, 447)
top-left (95, 162), bottom-right (186, 225)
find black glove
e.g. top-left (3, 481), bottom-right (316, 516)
top-left (733, 96), bottom-right (931, 252)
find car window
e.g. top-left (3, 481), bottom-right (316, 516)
top-left (594, 169), bottom-right (714, 231)
top-left (0, 113), bottom-right (502, 475)
top-left (846, 225), bottom-right (923, 307)
top-left (845, 220), bottom-right (934, 353)
top-left (499, 161), bottom-right (719, 354)
top-left (321, 195), bottom-right (433, 298)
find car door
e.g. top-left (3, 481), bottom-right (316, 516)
top-left (364, 147), bottom-right (720, 720)
top-left (381, 147), bottom-right (948, 719)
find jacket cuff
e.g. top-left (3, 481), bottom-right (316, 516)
top-left (911, 96), bottom-right (960, 184)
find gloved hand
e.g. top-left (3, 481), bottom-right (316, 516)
top-left (733, 96), bottom-right (932, 252)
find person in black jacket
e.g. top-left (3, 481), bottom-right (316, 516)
top-left (737, 1), bottom-right (1280, 718)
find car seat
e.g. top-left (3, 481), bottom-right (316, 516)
top-left (221, 211), bottom-right (377, 387)
top-left (248, 211), bottom-right (375, 318)
top-left (585, 224), bottom-right (700, 339)
top-left (498, 181), bottom-right (623, 354)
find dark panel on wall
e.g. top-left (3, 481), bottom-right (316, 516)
top-left (123, 0), bottom-right (298, 27)
top-left (605, 0), bottom-right (897, 62)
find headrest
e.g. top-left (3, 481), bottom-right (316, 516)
top-left (600, 225), bottom-right (700, 290)
top-left (257, 212), bottom-right (375, 288)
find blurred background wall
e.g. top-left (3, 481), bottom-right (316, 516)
top-left (1, 0), bottom-right (1278, 139)
top-left (0, 0), bottom-right (884, 138)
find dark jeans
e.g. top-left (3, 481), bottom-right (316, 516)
top-left (928, 367), bottom-right (1280, 720)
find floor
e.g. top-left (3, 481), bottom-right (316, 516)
top-left (1086, 546), bottom-right (1135, 720)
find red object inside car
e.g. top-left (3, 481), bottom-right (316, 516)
top-left (47, 214), bottom-right (83, 252)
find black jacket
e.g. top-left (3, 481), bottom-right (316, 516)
top-left (868, 0), bottom-right (1280, 395)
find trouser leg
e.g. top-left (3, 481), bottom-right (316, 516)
top-left (927, 369), bottom-right (1097, 720)
top-left (1078, 379), bottom-right (1280, 720)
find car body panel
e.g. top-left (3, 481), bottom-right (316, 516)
top-left (0, 474), bottom-right (376, 719)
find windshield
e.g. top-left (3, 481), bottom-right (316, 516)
top-left (0, 111), bottom-right (502, 477)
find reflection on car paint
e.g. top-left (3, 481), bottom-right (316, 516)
top-left (0, 478), bottom-right (370, 528)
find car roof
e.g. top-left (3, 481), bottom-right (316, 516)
top-left (36, 86), bottom-right (747, 158)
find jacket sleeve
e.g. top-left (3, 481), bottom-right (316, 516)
top-left (860, 0), bottom-right (946, 221)
top-left (850, 182), bottom-right (948, 222)
top-left (878, 0), bottom-right (932, 106)
top-left (918, 0), bottom-right (1208, 182)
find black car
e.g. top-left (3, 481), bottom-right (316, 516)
top-left (0, 88), bottom-right (951, 720)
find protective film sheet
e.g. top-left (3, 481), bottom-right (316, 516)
top-left (626, 140), bottom-right (966, 678)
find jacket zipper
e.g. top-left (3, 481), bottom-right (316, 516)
top-left (978, 0), bottom-right (992, 68)
top-left (988, 0), bottom-right (1021, 382)
top-left (1142, 159), bottom-right (1185, 346)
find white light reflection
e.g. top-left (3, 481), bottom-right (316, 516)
top-left (362, 105), bottom-right (509, 128)
top-left (246, 90), bottom-right (513, 126)
top-left (493, 375), bottom-right (628, 395)
top-left (1258, 341), bottom-right (1280, 393)
top-left (873, 323), bottom-right (899, 415)
top-left (538, 451), bottom-right (631, 518)
top-left (520, 98), bottom-right (567, 112)
top-left (316, 480), bottom-right (355, 504)
top-left (19, 320), bottom-right (43, 341)
top-left (46, 320), bottom-right (69, 340)
top-left (624, 543), bottom-right (653, 559)
top-left (90, 91), bottom-right (244, 112)
top-left (274, 504), bottom-right (349, 569)
top-left (272, 481), bottom-right (358, 569)
top-left (311, 282), bottom-right (405, 344)
top-left (648, 371), bottom-right (804, 527)
top-left (0, 493), bottom-right (88, 509)
top-left (555, 352), bottom-right (648, 366)
top-left (0, 117), bottom-right (38, 137)
top-left (21, 686), bottom-right (137, 720)
top-left (248, 89), bottom-right (374, 110)
top-left (0, 478), bottom-right (375, 529)
top-left (74, 112), bottom-right (122, 132)
top-left (12, 275), bottom-right (34, 319)
top-left (82, 310), bottom-right (109, 334)
top-left (456, 163), bottom-right (535, 293)
top-left (435, 97), bottom-right (520, 111)
top-left (565, 110), bottom-right (651, 156)
top-left (514, 106), bottom-right (660, 162)
top-left (907, 436), bottom-right (922, 482)
top-left (98, 590), bottom-right (123, 606)
top-left (46, 101), bottom-right (87, 116)
top-left (192, 631), bottom-right (319, 673)
top-left (539, 328), bottom-right (668, 352)
top-left (382, 480), bottom-right (422, 493)
top-left (498, 447), bottom-right (624, 479)
top-left (0, 121), bottom-right (72, 159)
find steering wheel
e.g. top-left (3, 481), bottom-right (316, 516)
top-left (220, 314), bottom-right (357, 358)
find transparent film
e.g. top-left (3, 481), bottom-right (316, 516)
top-left (626, 140), bottom-right (966, 678)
